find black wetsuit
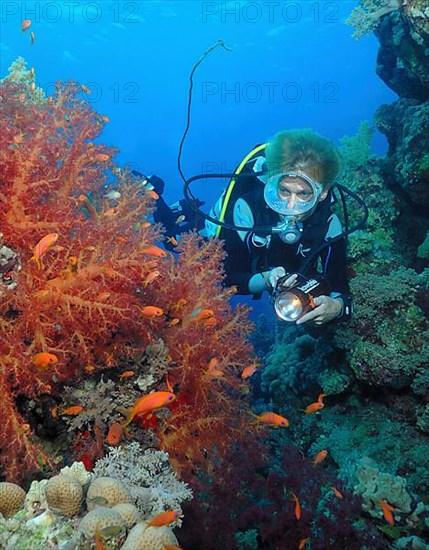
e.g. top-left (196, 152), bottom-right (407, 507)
top-left (217, 152), bottom-right (351, 327)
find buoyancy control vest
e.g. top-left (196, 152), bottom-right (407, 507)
top-left (215, 144), bottom-right (335, 277)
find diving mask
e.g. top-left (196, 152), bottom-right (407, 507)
top-left (264, 170), bottom-right (323, 216)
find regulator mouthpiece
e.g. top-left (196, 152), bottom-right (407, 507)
top-left (273, 218), bottom-right (303, 244)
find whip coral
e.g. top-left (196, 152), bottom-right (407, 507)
top-left (0, 60), bottom-right (258, 482)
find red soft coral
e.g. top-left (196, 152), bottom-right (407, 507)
top-left (0, 75), bottom-right (162, 480)
top-left (0, 66), bottom-right (259, 483)
top-left (152, 233), bottom-right (257, 477)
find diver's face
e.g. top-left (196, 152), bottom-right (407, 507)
top-left (277, 177), bottom-right (314, 210)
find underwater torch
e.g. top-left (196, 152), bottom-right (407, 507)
top-left (273, 274), bottom-right (330, 323)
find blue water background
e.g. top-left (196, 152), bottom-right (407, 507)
top-left (0, 0), bottom-right (397, 318)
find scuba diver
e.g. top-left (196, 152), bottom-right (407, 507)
top-left (132, 172), bottom-right (205, 251)
top-left (176, 43), bottom-right (367, 326)
top-left (202, 129), bottom-right (355, 326)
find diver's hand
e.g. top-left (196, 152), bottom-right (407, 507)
top-left (297, 295), bottom-right (343, 326)
top-left (275, 272), bottom-right (298, 290)
top-left (264, 267), bottom-right (285, 290)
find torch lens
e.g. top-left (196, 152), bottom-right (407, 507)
top-left (274, 292), bottom-right (303, 322)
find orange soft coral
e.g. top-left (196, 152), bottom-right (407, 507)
top-left (0, 63), bottom-right (259, 483)
top-left (150, 234), bottom-right (258, 477)
top-left (0, 73), bottom-right (164, 481)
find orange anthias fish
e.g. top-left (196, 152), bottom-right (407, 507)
top-left (380, 499), bottom-right (395, 526)
top-left (122, 391), bottom-right (176, 428)
top-left (147, 190), bottom-right (159, 200)
top-left (204, 357), bottom-right (223, 377)
top-left (312, 449), bottom-right (328, 467)
top-left (143, 270), bottom-right (161, 287)
top-left (166, 236), bottom-right (179, 247)
top-left (140, 306), bottom-right (164, 318)
top-left (252, 412), bottom-right (289, 427)
top-left (298, 537), bottom-right (310, 550)
top-left (148, 510), bottom-right (180, 527)
top-left (304, 393), bottom-right (327, 414)
top-left (290, 492), bottom-right (301, 520)
top-left (32, 352), bottom-right (59, 369)
top-left (106, 421), bottom-right (129, 446)
top-left (330, 486), bottom-right (343, 499)
top-left (95, 528), bottom-right (105, 550)
top-left (206, 357), bottom-right (219, 372)
top-left (241, 363), bottom-right (258, 379)
top-left (167, 318), bottom-right (180, 327)
top-left (30, 233), bottom-right (59, 269)
top-left (193, 309), bottom-right (215, 324)
top-left (141, 245), bottom-right (167, 258)
top-left (203, 317), bottom-right (217, 329)
top-left (21, 19), bottom-right (32, 31)
top-left (60, 405), bottom-right (84, 416)
top-left (97, 291), bottom-right (111, 302)
top-left (94, 153), bottom-right (110, 163)
top-left (84, 364), bottom-right (96, 374)
top-left (119, 370), bottom-right (135, 380)
top-left (102, 207), bottom-right (118, 217)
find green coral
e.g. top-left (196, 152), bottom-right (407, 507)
top-left (336, 122), bottom-right (401, 272)
top-left (346, 0), bottom-right (402, 39)
top-left (1, 57), bottom-right (45, 105)
top-left (335, 268), bottom-right (429, 389)
top-left (236, 529), bottom-right (259, 550)
top-left (261, 326), bottom-right (333, 402)
top-left (318, 369), bottom-right (353, 395)
top-left (317, 404), bottom-right (429, 503)
top-left (339, 120), bottom-right (375, 169)
top-left (416, 405), bottom-right (429, 434)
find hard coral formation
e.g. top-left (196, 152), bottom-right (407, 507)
top-left (86, 477), bottom-right (133, 510)
top-left (0, 459), bottom-right (181, 548)
top-left (121, 522), bottom-right (179, 550)
top-left (353, 457), bottom-right (412, 518)
top-left (375, 0), bottom-right (429, 101)
top-left (78, 506), bottom-right (125, 539)
top-left (0, 482), bottom-right (26, 518)
top-left (261, 325), bottom-right (335, 401)
top-left (45, 474), bottom-right (83, 517)
top-left (374, 99), bottom-right (429, 260)
top-left (111, 503), bottom-right (141, 529)
top-left (93, 443), bottom-right (192, 518)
